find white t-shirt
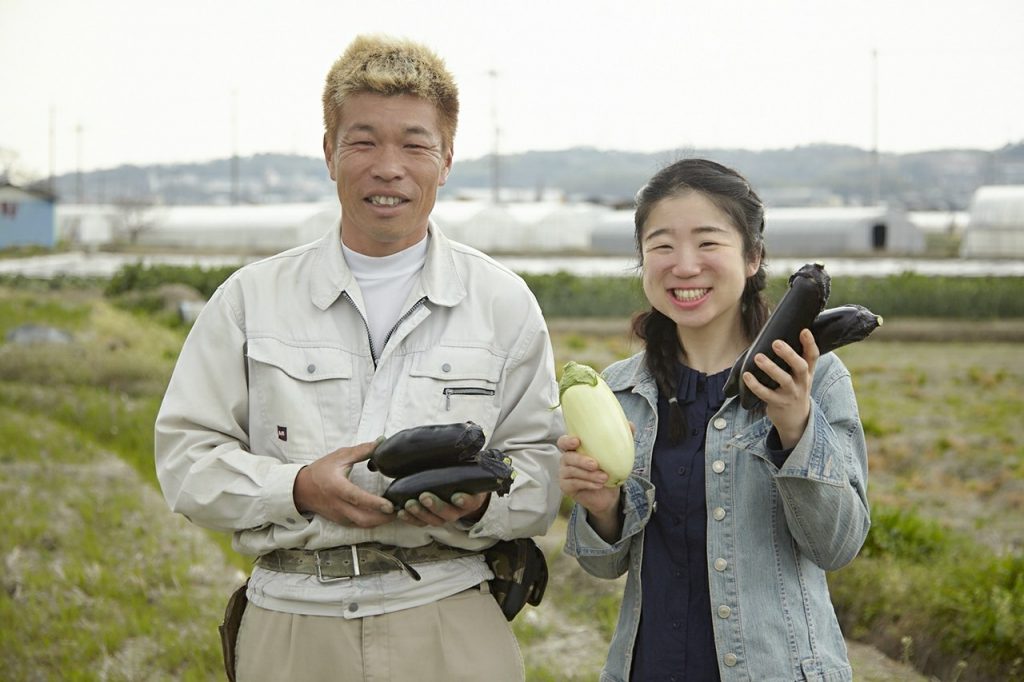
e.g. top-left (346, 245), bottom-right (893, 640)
top-left (342, 236), bottom-right (428, 359)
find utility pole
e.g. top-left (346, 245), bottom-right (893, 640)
top-left (75, 122), bottom-right (84, 203)
top-left (488, 69), bottom-right (501, 204)
top-left (231, 88), bottom-right (240, 205)
top-left (48, 105), bottom-right (56, 194)
top-left (871, 49), bottom-right (881, 206)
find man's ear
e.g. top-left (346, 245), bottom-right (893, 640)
top-left (323, 133), bottom-right (336, 181)
top-left (439, 147), bottom-right (453, 186)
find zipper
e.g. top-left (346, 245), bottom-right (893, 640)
top-left (443, 386), bottom-right (496, 410)
top-left (342, 291), bottom-right (379, 366)
top-left (381, 297), bottom-right (427, 355)
top-left (342, 293), bottom-right (427, 367)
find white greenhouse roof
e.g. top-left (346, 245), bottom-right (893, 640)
top-left (765, 206), bottom-right (893, 232)
top-left (967, 185), bottom-right (1024, 230)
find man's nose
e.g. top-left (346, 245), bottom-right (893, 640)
top-left (370, 145), bottom-right (404, 181)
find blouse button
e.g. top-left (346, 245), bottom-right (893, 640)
top-left (718, 605), bottom-right (732, 618)
top-left (714, 558), bottom-right (728, 571)
top-left (712, 460), bottom-right (726, 474)
top-left (723, 653), bottom-right (738, 667)
top-left (441, 363), bottom-right (452, 373)
top-left (306, 364), bottom-right (316, 374)
top-left (713, 417), bottom-right (728, 430)
top-left (713, 507), bottom-right (726, 521)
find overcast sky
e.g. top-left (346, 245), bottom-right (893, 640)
top-left (2, 0), bottom-right (1022, 177)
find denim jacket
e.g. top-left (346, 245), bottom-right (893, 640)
top-left (564, 350), bottom-right (870, 682)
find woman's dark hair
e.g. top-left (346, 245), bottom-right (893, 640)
top-left (630, 158), bottom-right (770, 441)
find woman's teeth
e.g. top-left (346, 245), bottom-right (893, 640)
top-left (672, 288), bottom-right (708, 301)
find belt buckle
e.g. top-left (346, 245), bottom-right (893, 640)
top-left (314, 546), bottom-right (358, 583)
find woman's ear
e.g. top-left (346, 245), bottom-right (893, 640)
top-left (746, 247), bottom-right (763, 278)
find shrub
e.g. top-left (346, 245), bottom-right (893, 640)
top-left (830, 505), bottom-right (1024, 680)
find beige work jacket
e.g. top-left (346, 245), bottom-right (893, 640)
top-left (155, 223), bottom-right (563, 557)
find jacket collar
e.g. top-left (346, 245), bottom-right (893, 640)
top-left (603, 352), bottom-right (660, 407)
top-left (310, 220), bottom-right (467, 311)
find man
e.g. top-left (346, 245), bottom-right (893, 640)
top-left (155, 34), bottom-right (562, 681)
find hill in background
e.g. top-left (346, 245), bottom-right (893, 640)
top-left (40, 142), bottom-right (1024, 211)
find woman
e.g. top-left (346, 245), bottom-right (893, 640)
top-left (559, 159), bottom-right (870, 681)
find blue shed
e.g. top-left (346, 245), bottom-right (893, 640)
top-left (0, 183), bottom-right (57, 249)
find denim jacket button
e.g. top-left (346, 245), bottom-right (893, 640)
top-left (723, 653), bottom-right (738, 667)
top-left (713, 507), bottom-right (726, 521)
top-left (714, 558), bottom-right (728, 571)
top-left (717, 604), bottom-right (732, 618)
top-left (712, 460), bottom-right (726, 474)
top-left (713, 417), bottom-right (728, 430)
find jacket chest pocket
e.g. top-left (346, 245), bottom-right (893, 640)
top-left (397, 347), bottom-right (505, 438)
top-left (246, 338), bottom-right (355, 462)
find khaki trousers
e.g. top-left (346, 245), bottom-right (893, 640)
top-left (235, 584), bottom-right (524, 682)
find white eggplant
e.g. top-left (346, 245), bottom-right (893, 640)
top-left (557, 361), bottom-right (635, 487)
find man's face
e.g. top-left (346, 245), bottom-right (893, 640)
top-left (324, 93), bottom-right (453, 256)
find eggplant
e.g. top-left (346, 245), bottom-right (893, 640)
top-left (724, 263), bottom-right (830, 409)
top-left (367, 422), bottom-right (485, 478)
top-left (724, 302), bottom-right (884, 403)
top-left (382, 449), bottom-right (516, 507)
top-left (810, 304), bottom-right (883, 354)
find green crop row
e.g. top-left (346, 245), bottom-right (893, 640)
top-left (4, 265), bottom-right (1022, 320)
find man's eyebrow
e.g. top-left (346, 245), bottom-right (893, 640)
top-left (343, 123), bottom-right (376, 136)
top-left (404, 125), bottom-right (433, 137)
top-left (341, 123), bottom-right (436, 140)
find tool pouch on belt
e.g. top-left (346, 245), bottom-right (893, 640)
top-left (218, 580), bottom-right (249, 682)
top-left (484, 538), bottom-right (548, 621)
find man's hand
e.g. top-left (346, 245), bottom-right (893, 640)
top-left (292, 440), bottom-right (396, 527)
top-left (397, 491), bottom-right (490, 527)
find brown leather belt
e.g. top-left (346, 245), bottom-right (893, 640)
top-left (256, 541), bottom-right (479, 582)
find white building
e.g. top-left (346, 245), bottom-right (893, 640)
top-left (960, 185), bottom-right (1024, 258)
top-left (431, 200), bottom-right (599, 253)
top-left (763, 206), bottom-right (925, 256)
top-left (589, 205), bottom-right (925, 257)
top-left (137, 203), bottom-right (339, 252)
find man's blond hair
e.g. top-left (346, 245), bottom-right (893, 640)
top-left (322, 34), bottom-right (459, 152)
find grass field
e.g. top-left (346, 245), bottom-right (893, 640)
top-left (1, 286), bottom-right (1020, 680)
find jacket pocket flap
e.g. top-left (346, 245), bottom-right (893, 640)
top-left (409, 347), bottom-right (504, 382)
top-left (246, 337), bottom-right (352, 381)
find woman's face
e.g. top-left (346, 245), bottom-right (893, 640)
top-left (640, 191), bottom-right (760, 340)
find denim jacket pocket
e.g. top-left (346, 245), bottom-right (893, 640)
top-left (246, 337), bottom-right (354, 462)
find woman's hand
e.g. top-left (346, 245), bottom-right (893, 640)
top-left (742, 328), bottom-right (820, 449)
top-left (558, 434), bottom-right (623, 543)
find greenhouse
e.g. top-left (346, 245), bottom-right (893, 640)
top-left (960, 185), bottom-right (1024, 258)
top-left (590, 206), bottom-right (925, 257)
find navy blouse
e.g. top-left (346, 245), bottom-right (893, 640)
top-left (630, 363), bottom-right (730, 682)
